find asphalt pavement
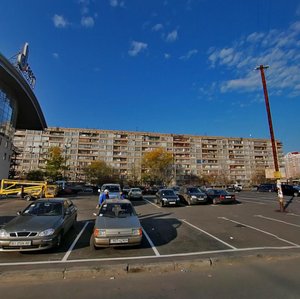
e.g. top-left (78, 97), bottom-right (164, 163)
top-left (1, 191), bottom-right (300, 280)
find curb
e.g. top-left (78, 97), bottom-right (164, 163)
top-left (1, 251), bottom-right (300, 282)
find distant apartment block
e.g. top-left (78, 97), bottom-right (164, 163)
top-left (284, 152), bottom-right (300, 179)
top-left (12, 127), bottom-right (284, 186)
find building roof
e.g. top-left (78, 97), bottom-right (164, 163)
top-left (0, 53), bottom-right (47, 130)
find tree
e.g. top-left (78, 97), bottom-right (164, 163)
top-left (26, 170), bottom-right (45, 181)
top-left (142, 148), bottom-right (173, 185)
top-left (44, 147), bottom-right (67, 181)
top-left (83, 160), bottom-right (114, 185)
top-left (199, 174), bottom-right (218, 187)
top-left (250, 169), bottom-right (268, 186)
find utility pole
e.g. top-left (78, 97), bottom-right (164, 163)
top-left (255, 65), bottom-right (284, 212)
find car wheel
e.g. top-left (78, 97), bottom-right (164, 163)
top-left (186, 197), bottom-right (191, 206)
top-left (90, 235), bottom-right (97, 250)
top-left (56, 232), bottom-right (63, 248)
top-left (24, 194), bottom-right (32, 201)
top-left (72, 216), bottom-right (77, 229)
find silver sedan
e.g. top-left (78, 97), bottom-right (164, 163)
top-left (0, 198), bottom-right (77, 251)
top-left (90, 199), bottom-right (143, 248)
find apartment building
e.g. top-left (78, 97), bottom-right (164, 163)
top-left (284, 152), bottom-right (300, 179)
top-left (12, 127), bottom-right (284, 186)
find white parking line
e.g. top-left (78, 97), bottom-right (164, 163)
top-left (254, 215), bottom-right (300, 228)
top-left (61, 221), bottom-right (90, 262)
top-left (143, 198), bottom-right (161, 209)
top-left (241, 199), bottom-right (266, 205)
top-left (181, 219), bottom-right (236, 249)
top-left (2, 246), bottom-right (299, 267)
top-left (142, 227), bottom-right (160, 256)
top-left (287, 213), bottom-right (300, 218)
top-left (219, 217), bottom-right (300, 247)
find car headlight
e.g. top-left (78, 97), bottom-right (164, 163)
top-left (38, 228), bottom-right (55, 237)
top-left (162, 197), bottom-right (168, 201)
top-left (132, 228), bottom-right (142, 236)
top-left (94, 229), bottom-right (106, 237)
top-left (176, 197), bottom-right (180, 201)
top-left (191, 195), bottom-right (197, 199)
top-left (0, 229), bottom-right (9, 238)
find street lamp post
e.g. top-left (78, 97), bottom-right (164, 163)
top-left (256, 65), bottom-right (284, 212)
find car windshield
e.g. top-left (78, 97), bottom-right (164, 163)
top-left (187, 188), bottom-right (202, 194)
top-left (131, 188), bottom-right (141, 192)
top-left (99, 203), bottom-right (135, 218)
top-left (161, 190), bottom-right (176, 196)
top-left (22, 202), bottom-right (63, 216)
top-left (105, 186), bottom-right (120, 192)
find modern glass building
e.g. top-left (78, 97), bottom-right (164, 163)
top-left (0, 51), bottom-right (46, 179)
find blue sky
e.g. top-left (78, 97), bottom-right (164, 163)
top-left (1, 0), bottom-right (300, 153)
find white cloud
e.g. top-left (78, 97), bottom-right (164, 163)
top-left (164, 53), bottom-right (171, 59)
top-left (53, 14), bottom-right (69, 28)
top-left (128, 41), bottom-right (148, 57)
top-left (180, 49), bottom-right (198, 60)
top-left (152, 24), bottom-right (163, 31)
top-left (110, 0), bottom-right (125, 7)
top-left (166, 30), bottom-right (178, 42)
top-left (52, 53), bottom-right (59, 59)
top-left (296, 4), bottom-right (300, 16)
top-left (206, 21), bottom-right (300, 97)
top-left (81, 16), bottom-right (95, 28)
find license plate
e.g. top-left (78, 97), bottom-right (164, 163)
top-left (225, 196), bottom-right (232, 199)
top-left (169, 202), bottom-right (176, 204)
top-left (110, 238), bottom-right (128, 244)
top-left (9, 241), bottom-right (32, 246)
top-left (197, 198), bottom-right (204, 200)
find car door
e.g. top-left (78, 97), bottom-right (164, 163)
top-left (63, 200), bottom-right (76, 232)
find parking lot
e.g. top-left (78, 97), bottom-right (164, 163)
top-left (1, 191), bottom-right (300, 268)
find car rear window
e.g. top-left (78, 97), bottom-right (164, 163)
top-left (99, 203), bottom-right (135, 218)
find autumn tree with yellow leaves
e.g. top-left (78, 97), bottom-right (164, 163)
top-left (142, 148), bottom-right (173, 185)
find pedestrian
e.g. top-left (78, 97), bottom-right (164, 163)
top-left (97, 189), bottom-right (109, 208)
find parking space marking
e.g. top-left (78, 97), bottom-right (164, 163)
top-left (219, 217), bottom-right (300, 247)
top-left (2, 246), bottom-right (299, 267)
top-left (240, 199), bottom-right (266, 205)
top-left (143, 198), bottom-right (161, 209)
top-left (254, 215), bottom-right (300, 228)
top-left (287, 213), bottom-right (300, 217)
top-left (61, 221), bottom-right (90, 262)
top-left (142, 227), bottom-right (160, 256)
top-left (180, 219), bottom-right (236, 249)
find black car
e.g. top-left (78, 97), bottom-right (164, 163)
top-left (205, 189), bottom-right (236, 204)
top-left (257, 183), bottom-right (277, 192)
top-left (281, 184), bottom-right (300, 197)
top-left (178, 186), bottom-right (208, 205)
top-left (155, 189), bottom-right (180, 207)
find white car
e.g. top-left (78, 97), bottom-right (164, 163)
top-left (128, 188), bottom-right (143, 200)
